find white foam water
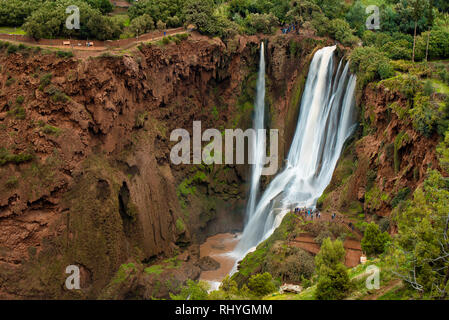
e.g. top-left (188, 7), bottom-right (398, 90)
top-left (234, 45), bottom-right (357, 258)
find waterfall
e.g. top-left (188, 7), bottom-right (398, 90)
top-left (234, 45), bottom-right (357, 257)
top-left (246, 42), bottom-right (266, 222)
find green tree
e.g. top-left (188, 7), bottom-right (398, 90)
top-left (345, 0), bottom-right (367, 37)
top-left (0, 0), bottom-right (42, 26)
top-left (328, 18), bottom-right (358, 46)
top-left (314, 238), bottom-right (351, 300)
top-left (425, 0), bottom-right (435, 60)
top-left (437, 130), bottom-right (449, 173)
top-left (128, 0), bottom-right (186, 23)
top-left (244, 13), bottom-right (279, 34)
top-left (86, 0), bottom-right (113, 14)
top-left (285, 0), bottom-right (322, 26)
top-left (22, 0), bottom-right (122, 40)
top-left (410, 0), bottom-right (428, 61)
top-left (183, 0), bottom-right (219, 35)
top-left (208, 276), bottom-right (253, 300)
top-left (314, 0), bottom-right (347, 20)
top-left (361, 222), bottom-right (391, 256)
top-left (434, 0), bottom-right (449, 12)
top-left (247, 272), bottom-right (276, 297)
top-left (129, 14), bottom-right (155, 36)
top-left (350, 46), bottom-right (395, 87)
top-left (170, 280), bottom-right (209, 300)
top-left (392, 170), bottom-right (449, 298)
top-left (315, 237), bottom-right (346, 274)
top-left (315, 263), bottom-right (351, 300)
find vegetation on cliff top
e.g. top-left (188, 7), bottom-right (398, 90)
top-left (0, 0), bottom-right (447, 50)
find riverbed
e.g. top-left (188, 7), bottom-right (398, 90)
top-left (199, 233), bottom-right (240, 291)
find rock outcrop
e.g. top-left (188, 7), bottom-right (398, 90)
top-left (0, 33), bottom-right (327, 298)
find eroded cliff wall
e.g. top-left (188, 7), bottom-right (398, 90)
top-left (0, 33), bottom-right (327, 298)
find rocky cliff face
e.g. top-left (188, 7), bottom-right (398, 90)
top-left (0, 33), bottom-right (326, 298)
top-left (319, 80), bottom-right (440, 227)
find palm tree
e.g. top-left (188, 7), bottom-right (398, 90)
top-left (425, 0), bottom-right (434, 61)
top-left (410, 0), bottom-right (426, 62)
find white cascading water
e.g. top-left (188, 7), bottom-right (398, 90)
top-left (233, 45), bottom-right (357, 258)
top-left (246, 42), bottom-right (266, 220)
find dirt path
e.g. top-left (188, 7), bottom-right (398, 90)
top-left (296, 210), bottom-right (363, 240)
top-left (0, 28), bottom-right (189, 59)
top-left (289, 232), bottom-right (363, 268)
top-left (288, 211), bottom-right (364, 268)
top-left (363, 280), bottom-right (402, 300)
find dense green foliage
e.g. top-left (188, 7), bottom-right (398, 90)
top-left (1, 0), bottom-right (448, 48)
top-left (350, 46), bottom-right (395, 87)
top-left (315, 262), bottom-right (351, 300)
top-left (361, 222), bottom-right (391, 256)
top-left (0, 0), bottom-right (43, 26)
top-left (22, 0), bottom-right (121, 40)
top-left (128, 0), bottom-right (185, 27)
top-left (170, 280), bottom-right (210, 300)
top-left (314, 238), bottom-right (351, 299)
top-left (390, 170), bottom-right (449, 298)
top-left (0, 148), bottom-right (34, 166)
top-left (207, 276), bottom-right (253, 299)
top-left (247, 272), bottom-right (277, 297)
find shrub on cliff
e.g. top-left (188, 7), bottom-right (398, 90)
top-left (278, 248), bottom-right (315, 282)
top-left (361, 222), bottom-right (390, 256)
top-left (247, 272), bottom-right (277, 297)
top-left (128, 0), bottom-right (185, 25)
top-left (208, 276), bottom-right (253, 300)
top-left (437, 130), bottom-right (449, 173)
top-left (315, 238), bottom-right (346, 275)
top-left (327, 19), bottom-right (359, 47)
top-left (350, 47), bottom-right (395, 87)
top-left (183, 0), bottom-right (221, 36)
top-left (415, 28), bottom-right (449, 61)
top-left (310, 15), bottom-right (359, 46)
top-left (266, 244), bottom-right (315, 283)
top-left (244, 13), bottom-right (279, 35)
top-left (409, 93), bottom-right (438, 137)
top-left (391, 187), bottom-right (411, 208)
top-left (0, 148), bottom-right (34, 166)
top-left (170, 280), bottom-right (209, 300)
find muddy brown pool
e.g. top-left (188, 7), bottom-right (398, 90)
top-left (199, 233), bottom-right (240, 290)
